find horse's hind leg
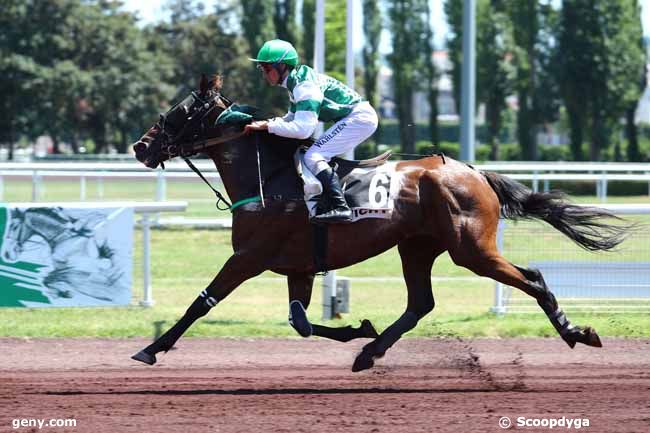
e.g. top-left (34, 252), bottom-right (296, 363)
top-left (448, 236), bottom-right (602, 349)
top-left (287, 273), bottom-right (379, 341)
top-left (352, 237), bottom-right (443, 372)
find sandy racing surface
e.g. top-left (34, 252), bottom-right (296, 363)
top-left (1, 337), bottom-right (649, 432)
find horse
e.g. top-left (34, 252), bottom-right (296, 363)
top-left (1, 207), bottom-right (123, 301)
top-left (131, 74), bottom-right (630, 372)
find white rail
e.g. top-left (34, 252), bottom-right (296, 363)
top-left (1, 161), bottom-right (649, 203)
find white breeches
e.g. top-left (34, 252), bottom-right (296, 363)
top-left (303, 101), bottom-right (378, 175)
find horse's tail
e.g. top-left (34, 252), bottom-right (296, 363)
top-left (482, 170), bottom-right (630, 252)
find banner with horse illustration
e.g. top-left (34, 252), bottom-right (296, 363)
top-left (0, 205), bottom-right (134, 307)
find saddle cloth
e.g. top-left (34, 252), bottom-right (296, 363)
top-left (294, 150), bottom-right (398, 222)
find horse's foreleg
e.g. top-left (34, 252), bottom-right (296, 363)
top-left (352, 237), bottom-right (441, 372)
top-left (287, 273), bottom-right (379, 341)
top-left (131, 253), bottom-right (264, 365)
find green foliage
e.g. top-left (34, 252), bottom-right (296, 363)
top-left (324, 0), bottom-right (346, 81)
top-left (477, 0), bottom-right (515, 160)
top-left (300, 0), bottom-right (315, 64)
top-left (387, 0), bottom-right (435, 154)
top-left (274, 0), bottom-right (299, 45)
top-left (559, 0), bottom-right (645, 161)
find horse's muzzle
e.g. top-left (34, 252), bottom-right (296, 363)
top-left (133, 141), bottom-right (160, 168)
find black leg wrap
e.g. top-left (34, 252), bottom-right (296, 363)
top-left (549, 308), bottom-right (574, 337)
top-left (188, 291), bottom-right (215, 318)
top-left (312, 324), bottom-right (356, 342)
top-left (289, 300), bottom-right (312, 337)
top-left (311, 319), bottom-right (379, 343)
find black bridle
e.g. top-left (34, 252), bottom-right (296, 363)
top-left (154, 89), bottom-right (237, 210)
top-left (157, 90), bottom-right (232, 160)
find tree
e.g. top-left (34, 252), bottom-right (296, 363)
top-left (301, 0), bottom-right (315, 65)
top-left (557, 1), bottom-right (593, 160)
top-left (387, 0), bottom-right (418, 154)
top-left (240, 0), bottom-right (279, 110)
top-left (444, 0), bottom-right (463, 116)
top-left (559, 0), bottom-right (645, 161)
top-left (325, 0), bottom-right (346, 81)
top-left (418, 0), bottom-right (439, 148)
top-left (477, 0), bottom-right (513, 160)
top-left (507, 0), bottom-right (540, 160)
top-left (0, 0), bottom-right (82, 157)
top-left (362, 0), bottom-right (382, 147)
top-left (274, 0), bottom-right (299, 46)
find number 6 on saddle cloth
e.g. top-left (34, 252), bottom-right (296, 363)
top-left (294, 148), bottom-right (397, 223)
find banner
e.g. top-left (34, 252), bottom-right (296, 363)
top-left (0, 205), bottom-right (134, 307)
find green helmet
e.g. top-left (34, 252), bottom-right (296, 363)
top-left (249, 39), bottom-right (299, 67)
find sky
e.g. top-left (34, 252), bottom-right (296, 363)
top-left (121, 0), bottom-right (650, 52)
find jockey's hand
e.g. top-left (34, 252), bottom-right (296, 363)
top-left (244, 120), bottom-right (269, 135)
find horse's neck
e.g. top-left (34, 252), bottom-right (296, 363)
top-left (209, 133), bottom-right (300, 203)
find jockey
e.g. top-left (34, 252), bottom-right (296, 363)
top-left (245, 39), bottom-right (379, 224)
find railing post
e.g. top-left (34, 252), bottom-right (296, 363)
top-left (322, 271), bottom-right (337, 320)
top-left (32, 170), bottom-right (41, 201)
top-left (491, 219), bottom-right (507, 314)
top-left (140, 213), bottom-right (154, 307)
top-left (97, 176), bottom-right (104, 199)
top-left (155, 170), bottom-right (166, 201)
top-left (80, 175), bottom-right (87, 201)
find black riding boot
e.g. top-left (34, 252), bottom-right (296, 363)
top-left (314, 167), bottom-right (352, 223)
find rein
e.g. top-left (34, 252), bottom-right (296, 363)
top-left (183, 157), bottom-right (232, 211)
top-left (155, 91), bottom-right (268, 212)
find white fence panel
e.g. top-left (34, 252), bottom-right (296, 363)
top-left (492, 204), bottom-right (650, 313)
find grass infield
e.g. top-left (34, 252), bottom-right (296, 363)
top-left (0, 177), bottom-right (648, 338)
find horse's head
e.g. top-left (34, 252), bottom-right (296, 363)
top-left (2, 209), bottom-right (27, 262)
top-left (133, 74), bottom-right (232, 169)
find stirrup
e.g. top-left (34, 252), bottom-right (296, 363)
top-left (313, 207), bottom-right (352, 223)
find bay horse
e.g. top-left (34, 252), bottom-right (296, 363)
top-left (131, 75), bottom-right (629, 372)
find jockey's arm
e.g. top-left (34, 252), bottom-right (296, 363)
top-left (268, 81), bottom-right (322, 140)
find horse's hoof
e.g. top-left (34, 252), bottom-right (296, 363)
top-left (289, 300), bottom-right (312, 338)
top-left (352, 350), bottom-right (375, 372)
top-left (131, 350), bottom-right (156, 365)
top-left (561, 326), bottom-right (602, 349)
top-left (582, 327), bottom-right (603, 347)
top-left (360, 319), bottom-right (379, 339)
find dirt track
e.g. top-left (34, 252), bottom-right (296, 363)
top-left (1, 337), bottom-right (649, 433)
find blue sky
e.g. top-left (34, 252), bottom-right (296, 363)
top-left (121, 0), bottom-right (650, 52)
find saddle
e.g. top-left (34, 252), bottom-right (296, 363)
top-left (294, 149), bottom-right (396, 222)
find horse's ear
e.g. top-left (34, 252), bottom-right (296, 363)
top-left (211, 74), bottom-right (223, 91)
top-left (199, 74), bottom-right (209, 95)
